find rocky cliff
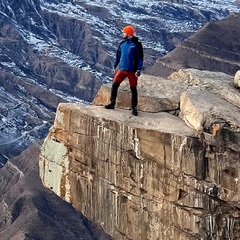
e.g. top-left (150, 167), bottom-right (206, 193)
top-left (1, 0), bottom-right (240, 166)
top-left (40, 69), bottom-right (240, 240)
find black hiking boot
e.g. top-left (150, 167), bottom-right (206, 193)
top-left (131, 107), bottom-right (138, 116)
top-left (105, 103), bottom-right (115, 109)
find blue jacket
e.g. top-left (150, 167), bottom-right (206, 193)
top-left (113, 36), bottom-right (143, 72)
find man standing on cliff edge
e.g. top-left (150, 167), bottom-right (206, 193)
top-left (105, 25), bottom-right (144, 116)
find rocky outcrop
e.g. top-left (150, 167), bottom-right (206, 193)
top-left (169, 69), bottom-right (240, 137)
top-left (40, 69), bottom-right (240, 240)
top-left (146, 14), bottom-right (240, 78)
top-left (93, 75), bottom-right (188, 112)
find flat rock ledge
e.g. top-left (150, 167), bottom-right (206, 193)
top-left (94, 69), bottom-right (240, 151)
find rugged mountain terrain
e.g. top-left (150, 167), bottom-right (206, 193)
top-left (146, 13), bottom-right (240, 77)
top-left (0, 1), bottom-right (240, 239)
top-left (1, 0), bottom-right (240, 165)
top-left (0, 141), bottom-right (112, 240)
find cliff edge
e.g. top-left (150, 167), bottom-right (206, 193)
top-left (39, 69), bottom-right (240, 240)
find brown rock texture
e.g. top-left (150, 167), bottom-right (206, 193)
top-left (40, 69), bottom-right (240, 239)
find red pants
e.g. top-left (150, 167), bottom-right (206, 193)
top-left (114, 70), bottom-right (138, 87)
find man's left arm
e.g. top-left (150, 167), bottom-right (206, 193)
top-left (136, 42), bottom-right (143, 76)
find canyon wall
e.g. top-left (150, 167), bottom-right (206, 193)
top-left (39, 69), bottom-right (240, 240)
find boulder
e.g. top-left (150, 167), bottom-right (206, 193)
top-left (168, 68), bottom-right (240, 107)
top-left (234, 70), bottom-right (240, 88)
top-left (168, 69), bottom-right (240, 151)
top-left (93, 74), bottom-right (188, 112)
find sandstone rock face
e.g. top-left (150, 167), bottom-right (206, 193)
top-left (40, 72), bottom-right (240, 240)
top-left (169, 69), bottom-right (240, 152)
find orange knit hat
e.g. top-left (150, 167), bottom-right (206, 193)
top-left (122, 25), bottom-right (135, 35)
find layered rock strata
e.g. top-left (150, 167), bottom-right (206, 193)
top-left (40, 70), bottom-right (240, 240)
top-left (146, 14), bottom-right (240, 78)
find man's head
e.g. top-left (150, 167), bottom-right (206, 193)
top-left (122, 25), bottom-right (134, 39)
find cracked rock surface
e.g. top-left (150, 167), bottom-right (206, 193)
top-left (40, 68), bottom-right (240, 239)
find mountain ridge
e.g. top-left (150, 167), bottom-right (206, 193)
top-left (0, 140), bottom-right (112, 240)
top-left (146, 13), bottom-right (240, 77)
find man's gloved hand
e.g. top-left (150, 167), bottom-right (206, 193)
top-left (135, 70), bottom-right (141, 77)
top-left (112, 68), bottom-right (116, 75)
